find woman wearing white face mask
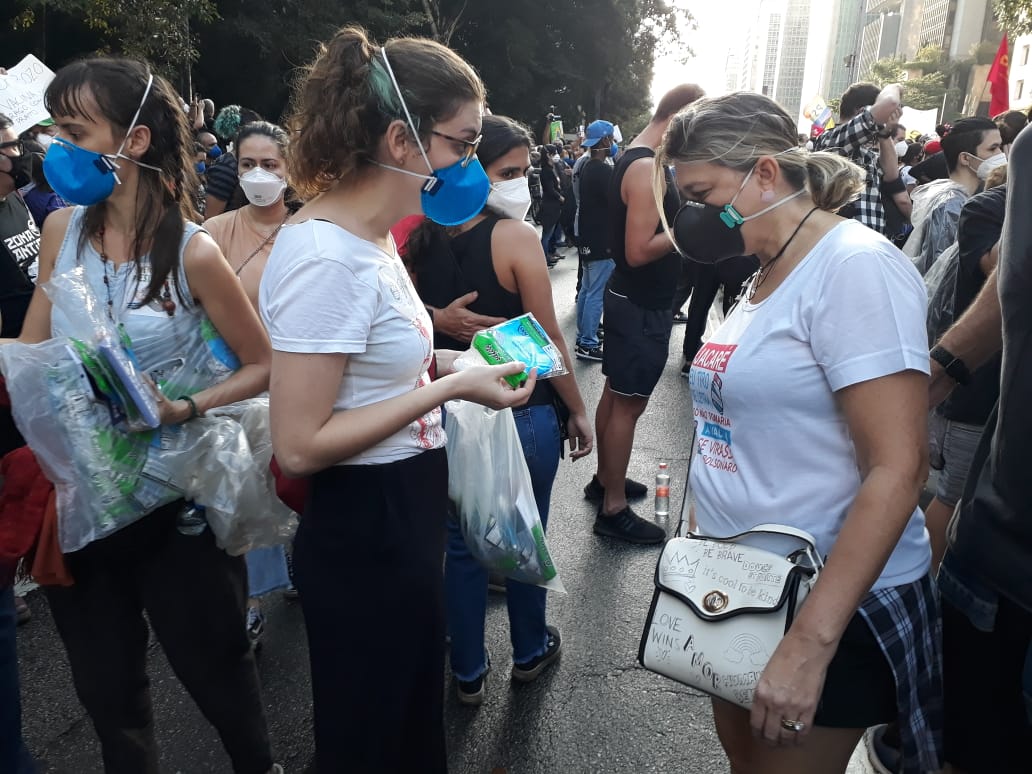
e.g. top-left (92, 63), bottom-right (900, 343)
top-left (205, 121), bottom-right (295, 651)
top-left (405, 114), bottom-right (593, 706)
top-left (205, 122), bottom-right (294, 310)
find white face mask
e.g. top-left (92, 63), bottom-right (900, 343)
top-left (239, 166), bottom-right (286, 206)
top-left (974, 152), bottom-right (1007, 181)
top-left (894, 140), bottom-right (908, 158)
top-left (35, 133), bottom-right (53, 151)
top-left (487, 177), bottom-right (532, 221)
top-left (550, 153), bottom-right (561, 164)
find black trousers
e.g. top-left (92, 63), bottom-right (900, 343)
top-left (46, 501), bottom-right (272, 774)
top-left (680, 256), bottom-right (758, 363)
top-left (295, 449), bottom-right (449, 774)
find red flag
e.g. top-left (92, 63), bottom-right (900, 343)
top-left (988, 35), bottom-right (1010, 117)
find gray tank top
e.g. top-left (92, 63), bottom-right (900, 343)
top-left (51, 207), bottom-right (238, 393)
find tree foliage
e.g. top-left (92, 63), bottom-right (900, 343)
top-left (993, 0), bottom-right (1032, 37)
top-left (865, 46), bottom-right (959, 112)
top-left (2, 0), bottom-right (691, 136)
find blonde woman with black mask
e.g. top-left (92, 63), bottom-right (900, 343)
top-left (659, 92), bottom-right (941, 774)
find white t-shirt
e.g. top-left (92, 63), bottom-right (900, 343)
top-left (687, 220), bottom-right (931, 590)
top-left (259, 220), bottom-right (444, 465)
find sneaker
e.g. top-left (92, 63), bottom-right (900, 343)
top-left (546, 258), bottom-right (559, 268)
top-left (680, 361), bottom-right (691, 379)
top-left (672, 311), bottom-right (689, 324)
top-left (456, 653), bottom-right (491, 706)
top-left (246, 604), bottom-right (265, 652)
top-left (596, 326), bottom-right (604, 342)
top-left (583, 474), bottom-right (648, 503)
top-left (593, 505), bottom-right (666, 544)
top-left (864, 723), bottom-right (901, 774)
top-left (574, 344), bottom-right (603, 362)
top-left (512, 626), bottom-right (562, 683)
top-left (14, 595), bottom-right (30, 626)
top-left (283, 552), bottom-right (299, 600)
top-left (487, 572), bottom-right (508, 594)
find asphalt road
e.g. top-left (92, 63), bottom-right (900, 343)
top-left (15, 244), bottom-right (873, 773)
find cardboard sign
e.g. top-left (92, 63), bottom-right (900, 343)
top-left (0, 55), bottom-right (56, 135)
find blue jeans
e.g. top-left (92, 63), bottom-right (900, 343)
top-left (576, 259), bottom-right (615, 348)
top-left (445, 404), bottom-right (561, 681)
top-left (244, 545), bottom-right (289, 598)
top-left (0, 586), bottom-right (35, 774)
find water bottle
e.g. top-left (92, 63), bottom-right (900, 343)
top-left (176, 502), bottom-right (207, 536)
top-left (655, 463), bottom-right (671, 519)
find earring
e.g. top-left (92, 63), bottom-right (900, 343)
top-left (760, 190), bottom-right (775, 203)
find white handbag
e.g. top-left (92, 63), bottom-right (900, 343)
top-left (638, 493), bottom-right (822, 708)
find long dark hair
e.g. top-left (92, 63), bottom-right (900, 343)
top-left (405, 114), bottom-right (532, 269)
top-left (46, 57), bottom-right (199, 306)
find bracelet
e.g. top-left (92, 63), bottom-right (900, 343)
top-left (178, 395), bottom-right (202, 420)
top-left (930, 345), bottom-right (971, 386)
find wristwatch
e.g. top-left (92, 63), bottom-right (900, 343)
top-left (930, 345), bottom-right (971, 385)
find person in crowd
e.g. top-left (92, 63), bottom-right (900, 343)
top-left (4, 59), bottom-right (280, 774)
top-left (205, 105), bottom-right (262, 220)
top-left (573, 119), bottom-right (618, 362)
top-left (909, 140), bottom-right (949, 185)
top-left (538, 142), bottom-right (564, 264)
top-left (905, 117), bottom-right (1002, 274)
top-left (0, 111), bottom-right (38, 774)
top-left (205, 120), bottom-right (297, 649)
top-left (587, 83), bottom-right (703, 544)
top-left (927, 121), bottom-right (1032, 774)
top-left (22, 117), bottom-right (57, 152)
top-left (665, 91), bottom-right (940, 774)
top-left (197, 130), bottom-right (220, 159)
top-left (191, 96), bottom-right (217, 136)
top-left (21, 143), bottom-right (67, 228)
top-left (877, 124), bottom-right (913, 247)
top-left (995, 108), bottom-right (1027, 155)
top-left (260, 26), bottom-right (537, 772)
top-left (405, 114), bottom-right (593, 705)
top-left (814, 82), bottom-right (904, 235)
top-left (899, 141), bottom-right (923, 191)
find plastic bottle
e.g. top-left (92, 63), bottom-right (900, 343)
top-left (176, 502), bottom-right (207, 536)
top-left (655, 462), bottom-right (671, 519)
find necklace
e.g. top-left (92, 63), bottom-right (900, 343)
top-left (745, 206), bottom-right (820, 302)
top-left (235, 209), bottom-right (288, 277)
top-left (98, 227), bottom-right (176, 319)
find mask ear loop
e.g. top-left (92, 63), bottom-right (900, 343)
top-left (107, 73), bottom-right (163, 182)
top-left (378, 47), bottom-right (438, 191)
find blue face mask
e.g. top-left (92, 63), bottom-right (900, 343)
top-left (207, 145), bottom-right (222, 159)
top-left (196, 161), bottom-right (207, 174)
top-left (610, 142), bottom-right (619, 158)
top-left (42, 74), bottom-right (163, 206)
top-left (374, 47), bottom-right (490, 226)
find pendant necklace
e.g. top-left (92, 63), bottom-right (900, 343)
top-left (98, 227), bottom-right (176, 318)
top-left (745, 206), bottom-right (820, 302)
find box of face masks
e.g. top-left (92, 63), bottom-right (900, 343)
top-left (460, 313), bottom-right (569, 388)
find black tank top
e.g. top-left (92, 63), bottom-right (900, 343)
top-left (608, 146), bottom-right (682, 310)
top-left (416, 216), bottom-right (553, 406)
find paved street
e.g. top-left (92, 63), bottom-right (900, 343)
top-left (15, 245), bottom-right (875, 773)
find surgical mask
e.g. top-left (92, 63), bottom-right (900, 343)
top-left (208, 144), bottom-right (223, 159)
top-left (42, 74), bottom-right (163, 206)
top-left (34, 133), bottom-right (53, 151)
top-left (550, 153), bottom-right (561, 164)
top-left (487, 177), bottom-right (532, 221)
top-left (894, 140), bottom-right (908, 158)
top-left (672, 164), bottom-right (806, 264)
top-left (373, 47), bottom-right (490, 226)
top-left (610, 142), bottom-right (619, 158)
top-left (239, 167), bottom-right (287, 207)
top-left (974, 152), bottom-right (1007, 181)
top-left (195, 161), bottom-right (206, 174)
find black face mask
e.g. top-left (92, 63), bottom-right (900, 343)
top-left (672, 200), bottom-right (747, 264)
top-left (2, 152), bottom-right (33, 190)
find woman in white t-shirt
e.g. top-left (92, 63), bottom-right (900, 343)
top-left (259, 26), bottom-right (535, 773)
top-left (657, 91), bottom-right (941, 774)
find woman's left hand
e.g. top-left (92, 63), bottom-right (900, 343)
top-left (750, 630), bottom-right (836, 746)
top-left (156, 394), bottom-right (193, 426)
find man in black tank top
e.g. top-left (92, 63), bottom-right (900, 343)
top-left (586, 85), bottom-right (704, 544)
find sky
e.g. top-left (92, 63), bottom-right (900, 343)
top-left (651, 0), bottom-right (760, 109)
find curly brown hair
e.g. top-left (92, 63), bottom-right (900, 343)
top-left (286, 25), bottom-right (485, 199)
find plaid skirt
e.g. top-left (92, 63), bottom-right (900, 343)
top-left (858, 573), bottom-right (943, 774)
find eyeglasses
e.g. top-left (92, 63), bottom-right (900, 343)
top-left (430, 130), bottom-right (482, 167)
top-left (0, 140), bottom-right (24, 155)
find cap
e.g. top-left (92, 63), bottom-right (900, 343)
top-left (581, 119), bottom-right (615, 148)
top-left (36, 117), bottom-right (55, 127)
top-left (923, 139), bottom-right (941, 155)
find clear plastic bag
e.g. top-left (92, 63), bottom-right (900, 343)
top-left (445, 400), bottom-right (564, 591)
top-left (924, 242), bottom-right (960, 347)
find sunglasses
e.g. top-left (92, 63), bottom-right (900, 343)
top-left (430, 130), bottom-right (482, 168)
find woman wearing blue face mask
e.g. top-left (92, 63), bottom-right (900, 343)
top-left (4, 58), bottom-right (279, 774)
top-left (658, 92), bottom-right (941, 774)
top-left (261, 25), bottom-right (537, 772)
top-left (405, 115), bottom-right (594, 706)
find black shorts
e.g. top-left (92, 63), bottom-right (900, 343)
top-left (601, 287), bottom-right (672, 398)
top-left (812, 611), bottom-right (898, 728)
top-left (942, 593), bottom-right (1032, 771)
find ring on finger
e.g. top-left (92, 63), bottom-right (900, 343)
top-left (780, 718), bottom-right (805, 733)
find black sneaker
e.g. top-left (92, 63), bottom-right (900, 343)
top-left (512, 626), bottom-right (562, 683)
top-left (593, 505), bottom-right (666, 544)
top-left (246, 604), bottom-right (265, 652)
top-left (680, 361), bottom-right (691, 379)
top-left (583, 474), bottom-right (648, 503)
top-left (457, 654), bottom-right (491, 706)
top-left (575, 344), bottom-right (603, 362)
